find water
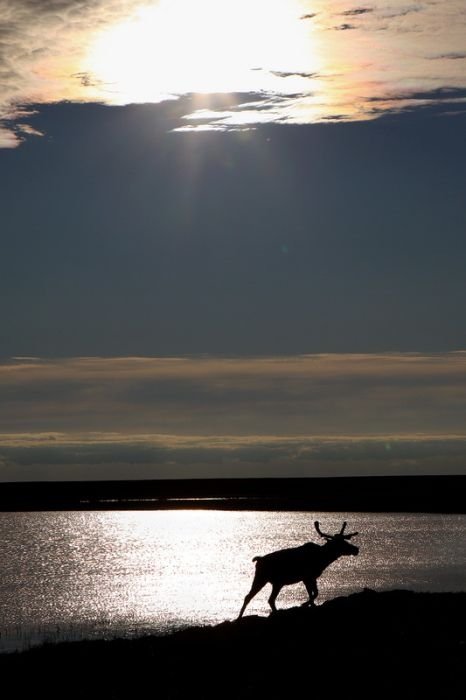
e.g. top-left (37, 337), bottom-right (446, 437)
top-left (0, 510), bottom-right (465, 652)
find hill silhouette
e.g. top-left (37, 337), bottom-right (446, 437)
top-left (1, 589), bottom-right (465, 698)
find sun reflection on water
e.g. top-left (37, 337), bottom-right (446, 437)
top-left (0, 510), bottom-right (465, 651)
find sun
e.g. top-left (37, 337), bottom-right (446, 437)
top-left (83, 0), bottom-right (318, 103)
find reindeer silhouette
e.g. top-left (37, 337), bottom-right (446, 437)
top-left (238, 521), bottom-right (359, 618)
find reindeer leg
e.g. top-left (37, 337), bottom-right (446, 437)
top-left (238, 575), bottom-right (266, 619)
top-left (268, 582), bottom-right (282, 614)
top-left (302, 578), bottom-right (318, 607)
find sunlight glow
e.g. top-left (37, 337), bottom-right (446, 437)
top-left (84, 0), bottom-right (319, 102)
top-left (3, 0), bottom-right (466, 146)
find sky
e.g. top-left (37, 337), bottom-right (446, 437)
top-left (1, 0), bottom-right (466, 481)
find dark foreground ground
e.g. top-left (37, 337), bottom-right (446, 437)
top-left (1, 590), bottom-right (465, 699)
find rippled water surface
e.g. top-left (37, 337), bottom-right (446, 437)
top-left (0, 511), bottom-right (465, 651)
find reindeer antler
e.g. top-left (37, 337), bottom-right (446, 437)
top-left (316, 521), bottom-right (359, 540)
top-left (314, 521), bottom-right (333, 540)
top-left (338, 521), bottom-right (359, 539)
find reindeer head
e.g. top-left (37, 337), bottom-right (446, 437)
top-left (315, 521), bottom-right (359, 556)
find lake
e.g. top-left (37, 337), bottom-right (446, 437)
top-left (1, 510), bottom-right (465, 652)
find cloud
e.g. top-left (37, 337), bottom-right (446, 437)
top-left (72, 71), bottom-right (109, 88)
top-left (15, 123), bottom-right (44, 137)
top-left (0, 0), bottom-right (146, 146)
top-left (0, 432), bottom-right (465, 481)
top-left (1, 0), bottom-right (466, 142)
top-left (378, 4), bottom-right (423, 19)
top-left (428, 52), bottom-right (466, 61)
top-left (368, 87), bottom-right (466, 102)
top-left (366, 87), bottom-right (466, 117)
top-left (176, 93), bottom-right (316, 131)
top-left (341, 7), bottom-right (373, 16)
top-left (1, 353), bottom-right (466, 479)
top-left (0, 125), bottom-right (21, 148)
top-left (270, 71), bottom-right (318, 79)
top-left (333, 23), bottom-right (356, 30)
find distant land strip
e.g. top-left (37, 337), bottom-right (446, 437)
top-left (0, 476), bottom-right (464, 513)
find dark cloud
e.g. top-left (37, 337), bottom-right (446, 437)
top-left (380, 5), bottom-right (423, 19)
top-left (1, 354), bottom-right (466, 440)
top-left (334, 23), bottom-right (356, 30)
top-left (368, 87), bottom-right (466, 102)
top-left (320, 113), bottom-right (348, 121)
top-left (366, 86), bottom-right (466, 118)
top-left (341, 7), bottom-right (373, 16)
top-left (428, 52), bottom-right (466, 61)
top-left (72, 71), bottom-right (108, 88)
top-left (270, 71), bottom-right (318, 79)
top-left (300, 13), bottom-right (318, 20)
top-left (1, 433), bottom-right (465, 481)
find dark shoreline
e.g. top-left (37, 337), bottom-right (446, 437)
top-left (0, 474), bottom-right (465, 512)
top-left (1, 589), bottom-right (465, 698)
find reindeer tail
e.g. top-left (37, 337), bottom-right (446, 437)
top-left (252, 556), bottom-right (262, 563)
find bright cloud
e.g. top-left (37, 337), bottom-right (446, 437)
top-left (0, 0), bottom-right (150, 146)
top-left (1, 0), bottom-right (466, 146)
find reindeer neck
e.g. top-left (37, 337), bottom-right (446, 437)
top-left (320, 540), bottom-right (343, 567)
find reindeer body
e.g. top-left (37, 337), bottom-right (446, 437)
top-left (253, 541), bottom-right (342, 585)
top-left (238, 522), bottom-right (359, 618)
